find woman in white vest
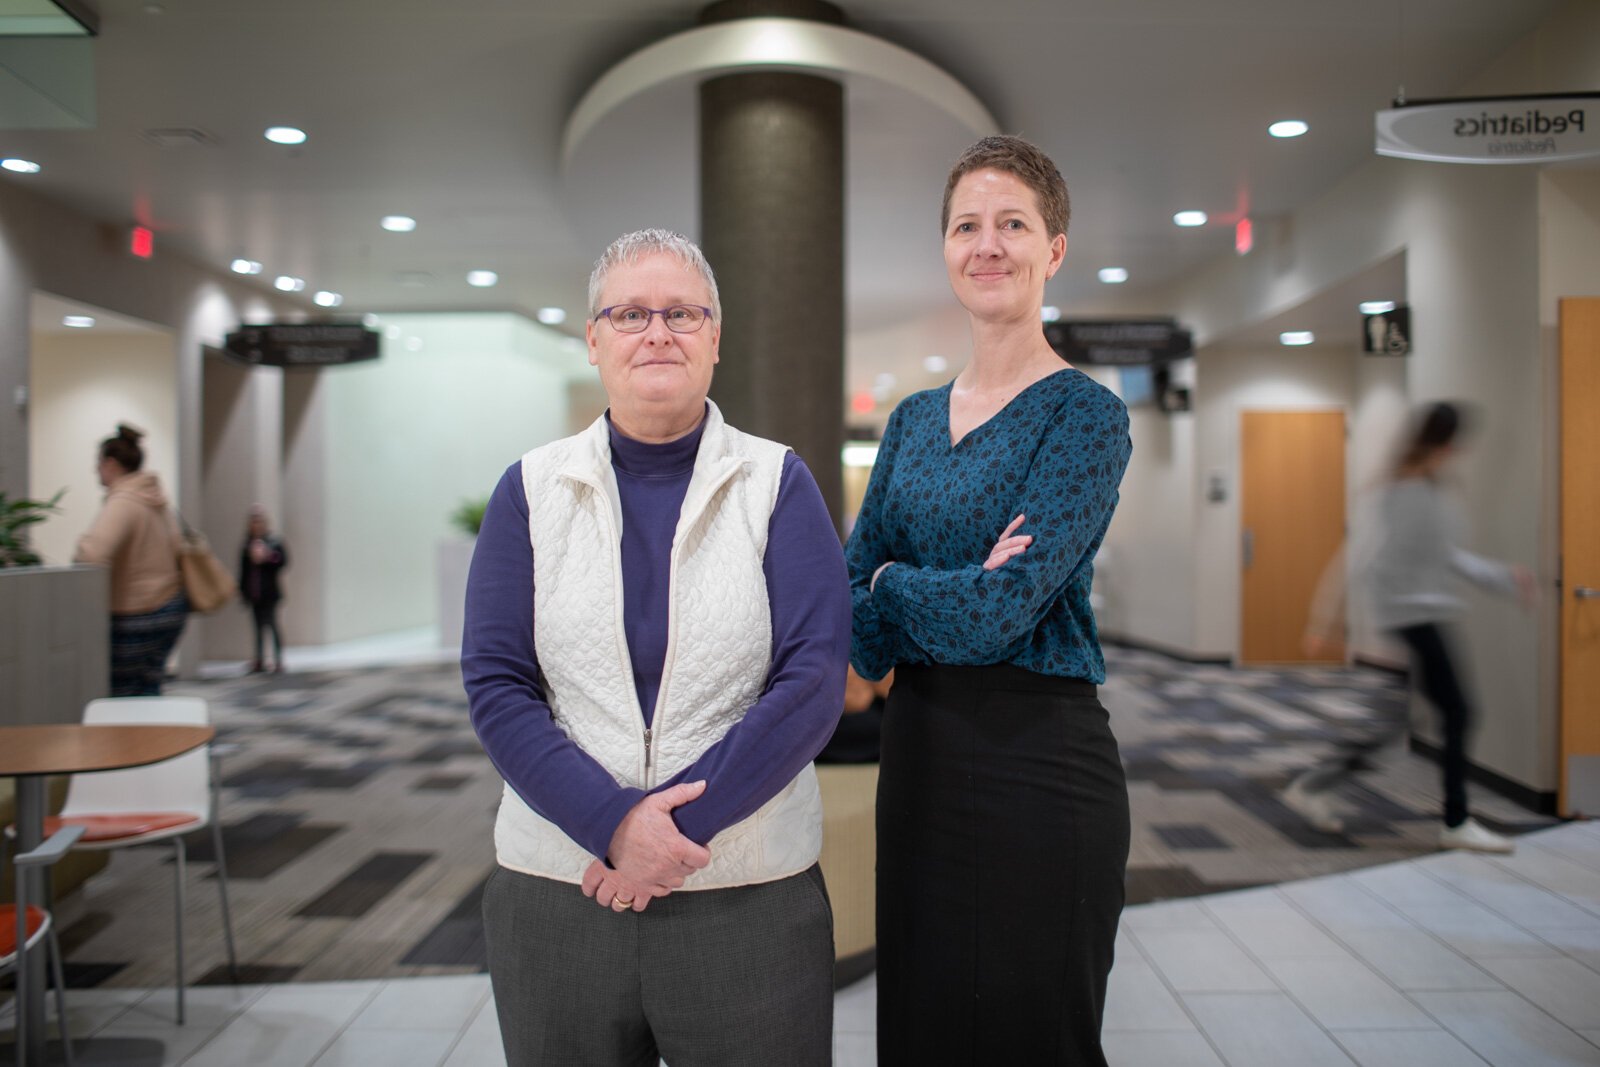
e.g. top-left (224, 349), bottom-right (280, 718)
top-left (463, 229), bottom-right (850, 1065)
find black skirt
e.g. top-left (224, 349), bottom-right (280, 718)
top-left (876, 663), bottom-right (1129, 1066)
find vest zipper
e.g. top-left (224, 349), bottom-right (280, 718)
top-left (646, 461), bottom-right (746, 790)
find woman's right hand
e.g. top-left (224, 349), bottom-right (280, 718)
top-left (983, 514), bottom-right (1032, 571)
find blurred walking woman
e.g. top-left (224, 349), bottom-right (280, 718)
top-left (847, 136), bottom-right (1132, 1065)
top-left (75, 424), bottom-right (188, 696)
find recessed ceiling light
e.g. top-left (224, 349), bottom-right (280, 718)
top-left (1, 158), bottom-right (41, 174)
top-left (467, 270), bottom-right (498, 288)
top-left (1041, 306), bottom-right (1062, 322)
top-left (1174, 211), bottom-right (1208, 227)
top-left (385, 324), bottom-right (402, 339)
top-left (1280, 331), bottom-right (1315, 346)
top-left (1269, 120), bottom-right (1309, 139)
top-left (537, 307), bottom-right (566, 325)
top-left (230, 258), bottom-right (262, 275)
top-left (62, 315), bottom-right (94, 328)
top-left (381, 215), bottom-right (416, 233)
top-left (313, 291), bottom-right (343, 308)
top-left (362, 313), bottom-right (380, 328)
top-left (273, 275), bottom-right (305, 292)
top-left (1098, 267), bottom-right (1129, 284)
top-left (1359, 300), bottom-right (1397, 315)
top-left (405, 336), bottom-right (424, 352)
top-left (264, 126), bottom-right (306, 145)
top-left (923, 355), bottom-right (948, 374)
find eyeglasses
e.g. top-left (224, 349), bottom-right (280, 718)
top-left (593, 304), bottom-right (713, 334)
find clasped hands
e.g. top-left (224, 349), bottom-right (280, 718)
top-left (581, 779), bottom-right (709, 914)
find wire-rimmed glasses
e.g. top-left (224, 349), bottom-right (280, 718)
top-left (594, 304), bottom-right (713, 334)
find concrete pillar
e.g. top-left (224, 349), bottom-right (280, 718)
top-left (699, 0), bottom-right (846, 527)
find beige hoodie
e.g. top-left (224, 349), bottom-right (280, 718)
top-left (74, 471), bottom-right (183, 615)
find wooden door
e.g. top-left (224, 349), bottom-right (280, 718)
top-left (1561, 297), bottom-right (1600, 816)
top-left (1240, 410), bottom-right (1346, 664)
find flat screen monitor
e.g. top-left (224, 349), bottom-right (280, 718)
top-left (1119, 365), bottom-right (1156, 407)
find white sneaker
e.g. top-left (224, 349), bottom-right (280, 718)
top-left (1283, 779), bottom-right (1344, 833)
top-left (1439, 818), bottom-right (1514, 854)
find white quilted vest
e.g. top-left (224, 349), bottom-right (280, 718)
top-left (492, 401), bottom-right (824, 889)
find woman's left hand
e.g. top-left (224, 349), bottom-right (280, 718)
top-left (983, 514), bottom-right (1031, 571)
top-left (582, 859), bottom-right (654, 913)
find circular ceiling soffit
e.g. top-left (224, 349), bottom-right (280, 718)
top-left (561, 18), bottom-right (1000, 170)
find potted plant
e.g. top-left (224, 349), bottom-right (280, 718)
top-left (449, 496), bottom-right (488, 539)
top-left (0, 489), bottom-right (63, 567)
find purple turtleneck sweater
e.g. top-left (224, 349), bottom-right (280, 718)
top-left (462, 413), bottom-right (849, 861)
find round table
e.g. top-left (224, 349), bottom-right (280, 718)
top-left (2, 723), bottom-right (214, 1067)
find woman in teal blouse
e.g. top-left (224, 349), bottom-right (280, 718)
top-left (847, 135), bottom-right (1132, 1065)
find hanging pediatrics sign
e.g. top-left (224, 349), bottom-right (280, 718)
top-left (1376, 93), bottom-right (1600, 164)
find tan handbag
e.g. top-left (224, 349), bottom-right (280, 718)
top-left (175, 515), bottom-right (238, 614)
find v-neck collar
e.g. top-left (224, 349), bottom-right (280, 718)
top-left (943, 367), bottom-right (1079, 448)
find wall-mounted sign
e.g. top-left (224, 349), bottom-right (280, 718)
top-left (1362, 306), bottom-right (1411, 356)
top-left (1045, 319), bottom-right (1193, 366)
top-left (223, 323), bottom-right (379, 367)
top-left (1376, 93), bottom-right (1600, 164)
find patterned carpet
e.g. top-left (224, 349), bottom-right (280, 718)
top-left (29, 645), bottom-right (1556, 991)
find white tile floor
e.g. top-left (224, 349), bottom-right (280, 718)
top-left (7, 821), bottom-right (1598, 1065)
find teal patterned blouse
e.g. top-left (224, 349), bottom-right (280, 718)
top-left (846, 368), bottom-right (1131, 684)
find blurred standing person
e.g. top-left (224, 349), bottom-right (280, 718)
top-left (464, 229), bottom-right (847, 1065)
top-left (74, 424), bottom-right (188, 696)
top-left (847, 136), bottom-right (1132, 1065)
top-left (240, 504), bottom-right (288, 673)
top-left (1291, 401), bottom-right (1533, 852)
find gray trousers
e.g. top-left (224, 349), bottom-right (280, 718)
top-left (482, 863), bottom-right (834, 1066)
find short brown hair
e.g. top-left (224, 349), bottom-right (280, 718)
top-left (940, 135), bottom-right (1070, 240)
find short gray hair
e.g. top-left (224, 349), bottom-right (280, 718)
top-left (587, 229), bottom-right (721, 323)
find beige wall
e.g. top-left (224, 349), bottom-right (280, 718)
top-left (28, 328), bottom-right (179, 566)
top-left (1092, 360), bottom-right (1199, 655)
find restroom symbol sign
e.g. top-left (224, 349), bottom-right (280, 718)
top-left (1362, 306), bottom-right (1411, 356)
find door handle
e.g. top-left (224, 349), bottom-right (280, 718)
top-left (1242, 528), bottom-right (1255, 570)
top-left (1576, 586), bottom-right (1600, 600)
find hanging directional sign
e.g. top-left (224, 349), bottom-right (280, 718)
top-left (1376, 93), bottom-right (1600, 164)
top-left (1045, 319), bottom-right (1193, 366)
top-left (224, 324), bottom-right (380, 367)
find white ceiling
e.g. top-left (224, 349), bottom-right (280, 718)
top-left (0, 0), bottom-right (1563, 376)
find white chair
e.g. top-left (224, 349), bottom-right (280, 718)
top-left (49, 697), bottom-right (238, 1025)
top-left (3, 824), bottom-right (85, 1067)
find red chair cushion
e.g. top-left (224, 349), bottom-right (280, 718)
top-left (0, 904), bottom-right (47, 959)
top-left (43, 813), bottom-right (199, 842)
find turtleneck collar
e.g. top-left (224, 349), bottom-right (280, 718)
top-left (607, 404), bottom-right (706, 478)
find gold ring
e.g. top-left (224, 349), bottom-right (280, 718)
top-left (612, 897), bottom-right (633, 910)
